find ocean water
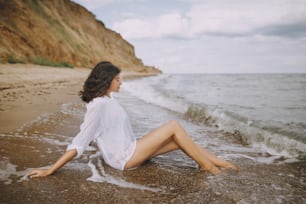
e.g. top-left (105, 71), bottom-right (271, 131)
top-left (123, 74), bottom-right (306, 160)
top-left (1, 73), bottom-right (306, 203)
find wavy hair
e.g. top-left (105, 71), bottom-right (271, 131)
top-left (80, 61), bottom-right (121, 103)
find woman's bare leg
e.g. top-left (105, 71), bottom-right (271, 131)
top-left (151, 140), bottom-right (179, 158)
top-left (125, 121), bottom-right (222, 174)
top-left (195, 144), bottom-right (239, 170)
top-left (150, 141), bottom-right (238, 170)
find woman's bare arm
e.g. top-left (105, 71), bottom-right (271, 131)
top-left (27, 149), bottom-right (77, 178)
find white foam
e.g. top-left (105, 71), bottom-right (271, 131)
top-left (209, 108), bottom-right (306, 160)
top-left (0, 159), bottom-right (17, 184)
top-left (16, 112), bottom-right (53, 132)
top-left (123, 79), bottom-right (187, 114)
top-left (60, 102), bottom-right (85, 118)
top-left (0, 158), bottom-right (52, 184)
top-left (86, 154), bottom-right (161, 192)
top-left (41, 137), bottom-right (70, 146)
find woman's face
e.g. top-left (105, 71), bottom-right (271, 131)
top-left (107, 74), bottom-right (122, 95)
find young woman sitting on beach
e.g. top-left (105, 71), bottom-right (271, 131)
top-left (28, 61), bottom-right (238, 178)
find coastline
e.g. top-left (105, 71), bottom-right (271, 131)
top-left (0, 64), bottom-right (157, 132)
top-left (0, 65), bottom-right (305, 203)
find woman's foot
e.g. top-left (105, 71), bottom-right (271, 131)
top-left (210, 166), bottom-right (222, 175)
top-left (221, 162), bottom-right (240, 171)
top-left (201, 165), bottom-right (222, 175)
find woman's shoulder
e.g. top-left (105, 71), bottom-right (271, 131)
top-left (87, 96), bottom-right (117, 108)
top-left (92, 96), bottom-right (108, 103)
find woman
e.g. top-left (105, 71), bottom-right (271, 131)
top-left (28, 61), bottom-right (238, 178)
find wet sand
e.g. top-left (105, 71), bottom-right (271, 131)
top-left (1, 128), bottom-right (305, 204)
top-left (0, 64), bottom-right (305, 204)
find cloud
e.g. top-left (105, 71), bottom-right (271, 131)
top-left (72, 0), bottom-right (306, 73)
top-left (187, 0), bottom-right (306, 37)
top-left (112, 0), bottom-right (306, 40)
top-left (259, 22), bottom-right (306, 38)
top-left (72, 0), bottom-right (115, 10)
top-left (72, 0), bottom-right (146, 10)
top-left (113, 12), bottom-right (190, 39)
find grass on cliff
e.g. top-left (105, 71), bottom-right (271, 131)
top-left (7, 55), bottom-right (73, 68)
top-left (27, 0), bottom-right (76, 49)
top-left (30, 56), bottom-right (73, 68)
top-left (7, 55), bottom-right (25, 64)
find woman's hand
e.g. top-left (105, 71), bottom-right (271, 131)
top-left (27, 169), bottom-right (53, 179)
top-left (26, 149), bottom-right (77, 179)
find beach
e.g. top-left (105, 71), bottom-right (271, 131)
top-left (0, 64), bottom-right (89, 132)
top-left (0, 64), bottom-right (152, 132)
top-left (0, 65), bottom-right (305, 203)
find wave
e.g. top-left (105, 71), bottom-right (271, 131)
top-left (123, 76), bottom-right (306, 159)
top-left (184, 104), bottom-right (306, 159)
top-left (121, 76), bottom-right (188, 114)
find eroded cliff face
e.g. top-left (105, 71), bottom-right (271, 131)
top-left (0, 0), bottom-right (161, 73)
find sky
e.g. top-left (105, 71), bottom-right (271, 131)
top-left (72, 0), bottom-right (306, 73)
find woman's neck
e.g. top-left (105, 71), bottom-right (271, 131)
top-left (105, 91), bottom-right (111, 97)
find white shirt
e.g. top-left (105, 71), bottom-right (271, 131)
top-left (66, 96), bottom-right (136, 170)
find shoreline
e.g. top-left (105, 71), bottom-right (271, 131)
top-left (0, 63), bottom-right (157, 132)
top-left (0, 64), bottom-right (305, 203)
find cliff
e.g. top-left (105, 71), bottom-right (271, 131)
top-left (0, 0), bottom-right (161, 73)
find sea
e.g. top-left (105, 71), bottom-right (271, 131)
top-left (123, 74), bottom-right (306, 160)
top-left (1, 73), bottom-right (305, 203)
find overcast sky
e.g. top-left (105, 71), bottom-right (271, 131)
top-left (72, 0), bottom-right (306, 73)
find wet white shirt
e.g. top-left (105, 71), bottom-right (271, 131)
top-left (66, 96), bottom-right (136, 170)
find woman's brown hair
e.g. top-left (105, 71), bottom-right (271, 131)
top-left (79, 61), bottom-right (121, 103)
